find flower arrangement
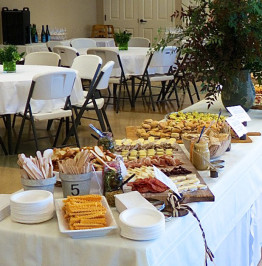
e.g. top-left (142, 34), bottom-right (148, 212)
top-left (0, 45), bottom-right (24, 63)
top-left (114, 30), bottom-right (132, 50)
top-left (0, 45), bottom-right (24, 73)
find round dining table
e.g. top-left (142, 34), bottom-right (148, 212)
top-left (79, 47), bottom-right (173, 76)
top-left (0, 64), bottom-right (84, 154)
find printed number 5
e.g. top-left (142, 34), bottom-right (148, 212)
top-left (71, 184), bottom-right (80, 196)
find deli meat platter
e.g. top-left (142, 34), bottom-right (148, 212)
top-left (119, 142), bottom-right (215, 204)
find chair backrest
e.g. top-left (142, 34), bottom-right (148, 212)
top-left (128, 37), bottom-right (150, 47)
top-left (47, 41), bottom-right (62, 52)
top-left (94, 61), bottom-right (115, 90)
top-left (71, 55), bottom-right (102, 81)
top-left (86, 47), bottom-right (120, 69)
top-left (30, 70), bottom-right (76, 100)
top-left (53, 45), bottom-right (79, 67)
top-left (150, 46), bottom-right (177, 69)
top-left (24, 52), bottom-right (61, 66)
top-left (91, 25), bottom-right (108, 38)
top-left (70, 38), bottom-right (97, 49)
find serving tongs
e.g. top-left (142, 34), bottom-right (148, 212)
top-left (120, 174), bottom-right (136, 191)
top-left (89, 124), bottom-right (104, 138)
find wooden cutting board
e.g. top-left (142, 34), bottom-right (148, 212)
top-left (251, 105), bottom-right (262, 110)
top-left (124, 144), bottom-right (215, 204)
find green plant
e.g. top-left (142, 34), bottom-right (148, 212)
top-left (155, 0), bottom-right (262, 107)
top-left (0, 45), bottom-right (24, 63)
top-left (114, 30), bottom-right (132, 44)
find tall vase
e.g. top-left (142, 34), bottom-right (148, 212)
top-left (221, 70), bottom-right (255, 111)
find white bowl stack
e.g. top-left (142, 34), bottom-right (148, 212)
top-left (119, 207), bottom-right (165, 241)
top-left (10, 190), bottom-right (54, 224)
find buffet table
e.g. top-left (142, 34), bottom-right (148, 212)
top-left (0, 99), bottom-right (262, 266)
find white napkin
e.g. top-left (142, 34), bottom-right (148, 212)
top-left (115, 191), bottom-right (156, 213)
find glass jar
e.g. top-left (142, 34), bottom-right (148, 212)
top-left (118, 41), bottom-right (128, 50)
top-left (3, 61), bottom-right (16, 73)
top-left (103, 161), bottom-right (123, 206)
top-left (97, 132), bottom-right (114, 152)
top-left (192, 141), bottom-right (210, 170)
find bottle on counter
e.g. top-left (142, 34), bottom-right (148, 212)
top-left (31, 24), bottom-right (36, 43)
top-left (41, 25), bottom-right (46, 43)
top-left (46, 25), bottom-right (51, 42)
top-left (192, 141), bottom-right (210, 170)
top-left (35, 27), bottom-right (38, 43)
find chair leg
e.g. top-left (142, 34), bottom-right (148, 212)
top-left (70, 114), bottom-right (80, 148)
top-left (168, 77), bottom-right (181, 99)
top-left (192, 79), bottom-right (200, 101)
top-left (15, 116), bottom-right (27, 154)
top-left (46, 120), bottom-right (53, 130)
top-left (122, 80), bottom-right (132, 106)
top-left (12, 114), bottom-right (17, 128)
top-left (116, 83), bottom-right (122, 113)
top-left (134, 79), bottom-right (144, 104)
top-left (157, 81), bottom-right (167, 102)
top-left (53, 118), bottom-right (64, 147)
top-left (101, 107), bottom-right (112, 133)
top-left (96, 109), bottom-right (106, 132)
top-left (113, 84), bottom-right (117, 104)
top-left (185, 80), bottom-right (194, 104)
top-left (147, 81), bottom-right (155, 111)
top-left (66, 117), bottom-right (70, 135)
top-left (161, 80), bottom-right (173, 101)
top-left (30, 117), bottom-right (39, 151)
top-left (173, 84), bottom-right (180, 108)
top-left (0, 137), bottom-right (8, 155)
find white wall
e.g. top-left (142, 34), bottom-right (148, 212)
top-left (0, 0), bottom-right (99, 43)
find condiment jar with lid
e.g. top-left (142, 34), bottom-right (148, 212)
top-left (192, 141), bottom-right (210, 170)
top-left (97, 132), bottom-right (115, 152)
top-left (103, 161), bottom-right (123, 206)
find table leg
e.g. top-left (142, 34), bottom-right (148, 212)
top-left (131, 76), bottom-right (135, 107)
top-left (5, 115), bottom-right (12, 155)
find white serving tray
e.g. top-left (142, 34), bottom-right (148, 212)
top-left (55, 196), bottom-right (118, 239)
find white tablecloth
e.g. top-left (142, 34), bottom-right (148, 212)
top-left (0, 99), bottom-right (262, 266)
top-left (0, 65), bottom-right (84, 115)
top-left (50, 38), bottom-right (115, 54)
top-left (0, 43), bottom-right (48, 56)
top-left (90, 38), bottom-right (115, 47)
top-left (80, 47), bottom-right (172, 77)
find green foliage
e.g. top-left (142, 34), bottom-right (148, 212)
top-left (114, 30), bottom-right (132, 44)
top-left (154, 0), bottom-right (262, 106)
top-left (0, 45), bottom-right (24, 63)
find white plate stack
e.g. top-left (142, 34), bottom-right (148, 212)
top-left (119, 207), bottom-right (165, 241)
top-left (0, 194), bottom-right (11, 221)
top-left (10, 190), bottom-right (54, 224)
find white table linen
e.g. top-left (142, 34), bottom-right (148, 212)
top-left (89, 38), bottom-right (115, 47)
top-left (79, 47), bottom-right (172, 77)
top-left (0, 65), bottom-right (84, 115)
top-left (50, 38), bottom-right (115, 54)
top-left (0, 98), bottom-right (262, 265)
top-left (0, 43), bottom-right (48, 56)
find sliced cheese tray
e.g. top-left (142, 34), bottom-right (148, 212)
top-left (117, 141), bottom-right (215, 204)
